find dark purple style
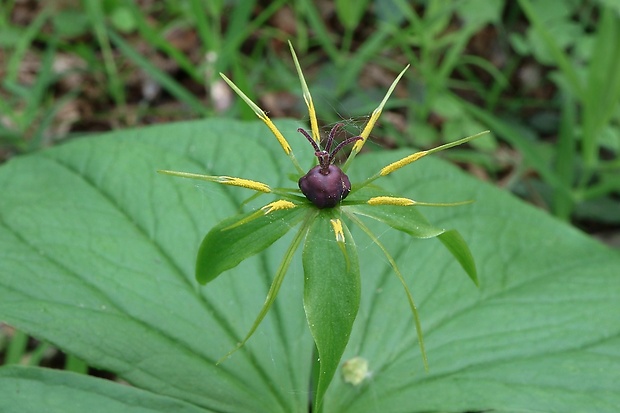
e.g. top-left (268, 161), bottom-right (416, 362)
top-left (298, 124), bottom-right (362, 209)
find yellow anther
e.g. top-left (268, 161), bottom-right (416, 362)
top-left (261, 200), bottom-right (297, 214)
top-left (367, 196), bottom-right (415, 206)
top-left (289, 42), bottom-right (320, 144)
top-left (379, 151), bottom-right (428, 176)
top-left (330, 218), bottom-right (345, 243)
top-left (218, 176), bottom-right (271, 193)
top-left (220, 73), bottom-right (293, 155)
top-left (351, 65), bottom-right (410, 154)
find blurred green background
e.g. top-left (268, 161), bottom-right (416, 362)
top-left (1, 0), bottom-right (619, 373)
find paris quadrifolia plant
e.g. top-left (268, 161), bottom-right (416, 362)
top-left (159, 42), bottom-right (488, 411)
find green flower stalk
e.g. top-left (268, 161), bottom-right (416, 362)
top-left (159, 41), bottom-right (487, 412)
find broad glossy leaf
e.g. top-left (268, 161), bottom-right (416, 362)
top-left (303, 212), bottom-right (360, 411)
top-left (324, 149), bottom-right (620, 412)
top-left (0, 119), bottom-right (619, 412)
top-left (195, 203), bottom-right (307, 284)
top-left (0, 119), bottom-right (315, 413)
top-left (0, 366), bottom-right (210, 413)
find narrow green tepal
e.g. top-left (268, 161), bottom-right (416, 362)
top-left (437, 229), bottom-right (478, 286)
top-left (302, 212), bottom-right (360, 412)
top-left (346, 203), bottom-right (446, 239)
top-left (196, 201), bottom-right (306, 284)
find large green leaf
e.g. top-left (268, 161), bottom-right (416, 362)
top-left (0, 119), bottom-right (315, 413)
top-left (326, 149), bottom-right (620, 412)
top-left (1, 118), bottom-right (619, 412)
top-left (0, 366), bottom-right (210, 413)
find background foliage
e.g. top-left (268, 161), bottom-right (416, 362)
top-left (1, 0), bottom-right (619, 231)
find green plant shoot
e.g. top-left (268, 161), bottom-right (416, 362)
top-left (159, 41), bottom-right (488, 412)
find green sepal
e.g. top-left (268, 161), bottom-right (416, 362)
top-left (437, 229), bottom-right (478, 286)
top-left (346, 203), bottom-right (445, 239)
top-left (346, 189), bottom-right (477, 285)
top-left (302, 211), bottom-right (360, 412)
top-left (196, 203), bottom-right (307, 284)
top-left (217, 210), bottom-right (316, 364)
top-left (345, 211), bottom-right (429, 370)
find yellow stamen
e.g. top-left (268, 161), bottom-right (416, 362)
top-left (366, 196), bottom-right (473, 207)
top-left (219, 73), bottom-right (292, 155)
top-left (289, 41), bottom-right (320, 144)
top-left (224, 200), bottom-right (298, 231)
top-left (378, 130), bottom-right (491, 177)
top-left (353, 111), bottom-right (382, 154)
top-left (330, 218), bottom-right (345, 243)
top-left (367, 196), bottom-right (415, 206)
top-left (157, 170), bottom-right (272, 193)
top-left (261, 200), bottom-right (297, 214)
top-left (218, 176), bottom-right (272, 192)
top-left (351, 65), bottom-right (410, 154)
top-left (367, 195), bottom-right (474, 208)
top-left (379, 151), bottom-right (429, 176)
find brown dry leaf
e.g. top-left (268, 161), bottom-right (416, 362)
top-left (261, 91), bottom-right (298, 118)
top-left (53, 53), bottom-right (87, 91)
top-left (270, 5), bottom-right (297, 36)
top-left (210, 78), bottom-right (233, 113)
top-left (50, 99), bottom-right (81, 139)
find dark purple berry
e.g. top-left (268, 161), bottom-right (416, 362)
top-left (297, 124), bottom-right (361, 209)
top-left (299, 164), bottom-right (352, 209)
